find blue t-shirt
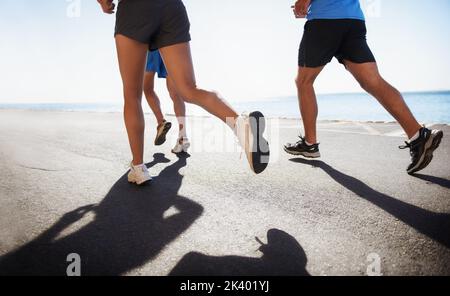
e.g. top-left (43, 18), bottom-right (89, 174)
top-left (307, 0), bottom-right (365, 21)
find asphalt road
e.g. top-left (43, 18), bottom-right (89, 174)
top-left (0, 110), bottom-right (449, 275)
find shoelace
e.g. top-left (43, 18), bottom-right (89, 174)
top-left (399, 141), bottom-right (416, 158)
top-left (296, 135), bottom-right (306, 145)
top-left (398, 142), bottom-right (411, 150)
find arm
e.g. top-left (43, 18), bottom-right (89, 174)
top-left (97, 0), bottom-right (116, 14)
top-left (291, 0), bottom-right (311, 18)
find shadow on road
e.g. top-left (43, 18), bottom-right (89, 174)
top-left (0, 153), bottom-right (204, 275)
top-left (290, 158), bottom-right (450, 248)
top-left (169, 229), bottom-right (310, 276)
top-left (412, 174), bottom-right (450, 190)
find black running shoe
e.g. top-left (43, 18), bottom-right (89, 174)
top-left (284, 136), bottom-right (321, 158)
top-left (154, 120), bottom-right (172, 146)
top-left (399, 127), bottom-right (443, 175)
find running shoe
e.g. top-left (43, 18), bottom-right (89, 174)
top-left (172, 137), bottom-right (191, 154)
top-left (399, 127), bottom-right (443, 175)
top-left (128, 163), bottom-right (152, 185)
top-left (284, 136), bottom-right (321, 158)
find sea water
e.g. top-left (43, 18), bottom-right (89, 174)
top-left (1, 91), bottom-right (449, 124)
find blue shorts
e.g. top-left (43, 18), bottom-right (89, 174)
top-left (146, 50), bottom-right (168, 78)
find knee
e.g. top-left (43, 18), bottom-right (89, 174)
top-left (358, 75), bottom-right (383, 93)
top-left (124, 89), bottom-right (143, 104)
top-left (295, 74), bottom-right (316, 90)
top-left (143, 84), bottom-right (155, 97)
top-left (176, 85), bottom-right (199, 104)
top-left (168, 88), bottom-right (181, 103)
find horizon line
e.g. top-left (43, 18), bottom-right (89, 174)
top-left (1, 89), bottom-right (449, 105)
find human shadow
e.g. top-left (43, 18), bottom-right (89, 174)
top-left (169, 229), bottom-right (310, 276)
top-left (290, 158), bottom-right (450, 248)
top-left (412, 174), bottom-right (450, 190)
top-left (0, 153), bottom-right (203, 275)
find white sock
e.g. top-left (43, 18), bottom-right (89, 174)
top-left (409, 130), bottom-right (420, 142)
top-left (132, 163), bottom-right (144, 169)
top-left (305, 140), bottom-right (315, 146)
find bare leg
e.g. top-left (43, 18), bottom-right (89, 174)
top-left (166, 76), bottom-right (187, 137)
top-left (296, 66), bottom-right (325, 144)
top-left (159, 43), bottom-right (238, 128)
top-left (344, 61), bottom-right (421, 139)
top-left (115, 34), bottom-right (148, 166)
top-left (143, 71), bottom-right (165, 125)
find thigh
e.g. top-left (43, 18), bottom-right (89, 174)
top-left (299, 20), bottom-right (345, 68)
top-left (115, 0), bottom-right (160, 45)
top-left (159, 42), bottom-right (196, 95)
top-left (337, 20), bottom-right (376, 65)
top-left (115, 34), bottom-right (149, 94)
top-left (343, 60), bottom-right (380, 83)
top-left (151, 0), bottom-right (191, 51)
top-left (297, 66), bottom-right (325, 83)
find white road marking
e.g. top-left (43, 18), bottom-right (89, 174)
top-left (383, 130), bottom-right (406, 138)
top-left (354, 122), bottom-right (382, 136)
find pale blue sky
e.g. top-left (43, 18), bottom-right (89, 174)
top-left (0, 0), bottom-right (449, 103)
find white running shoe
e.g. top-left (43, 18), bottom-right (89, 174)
top-left (235, 111), bottom-right (270, 174)
top-left (128, 163), bottom-right (152, 185)
top-left (172, 137), bottom-right (191, 154)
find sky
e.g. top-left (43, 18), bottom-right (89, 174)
top-left (0, 0), bottom-right (449, 104)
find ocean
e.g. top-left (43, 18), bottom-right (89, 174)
top-left (1, 91), bottom-right (449, 124)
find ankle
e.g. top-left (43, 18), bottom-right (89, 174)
top-left (408, 128), bottom-right (421, 142)
top-left (304, 137), bottom-right (317, 146)
top-left (132, 160), bottom-right (144, 167)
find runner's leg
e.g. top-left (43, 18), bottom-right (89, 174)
top-left (143, 71), bottom-right (165, 125)
top-left (344, 60), bottom-right (421, 139)
top-left (115, 34), bottom-right (148, 166)
top-left (296, 66), bottom-right (325, 144)
top-left (159, 43), bottom-right (238, 128)
top-left (167, 76), bottom-right (187, 137)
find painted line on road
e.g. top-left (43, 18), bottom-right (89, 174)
top-left (383, 129), bottom-right (406, 138)
top-left (353, 122), bottom-right (382, 136)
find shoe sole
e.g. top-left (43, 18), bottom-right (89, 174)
top-left (247, 111), bottom-right (270, 174)
top-left (408, 130), bottom-right (443, 175)
top-left (154, 122), bottom-right (172, 146)
top-left (283, 147), bottom-right (321, 158)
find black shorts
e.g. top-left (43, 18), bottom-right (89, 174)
top-left (298, 19), bottom-right (376, 68)
top-left (114, 0), bottom-right (191, 51)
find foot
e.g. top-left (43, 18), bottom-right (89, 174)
top-left (235, 111), bottom-right (270, 174)
top-left (172, 137), bottom-right (191, 154)
top-left (128, 163), bottom-right (152, 185)
top-left (154, 120), bottom-right (172, 146)
top-left (399, 127), bottom-right (443, 175)
top-left (284, 136), bottom-right (321, 158)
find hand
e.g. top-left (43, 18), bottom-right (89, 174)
top-left (97, 0), bottom-right (116, 14)
top-left (291, 0), bottom-right (311, 18)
